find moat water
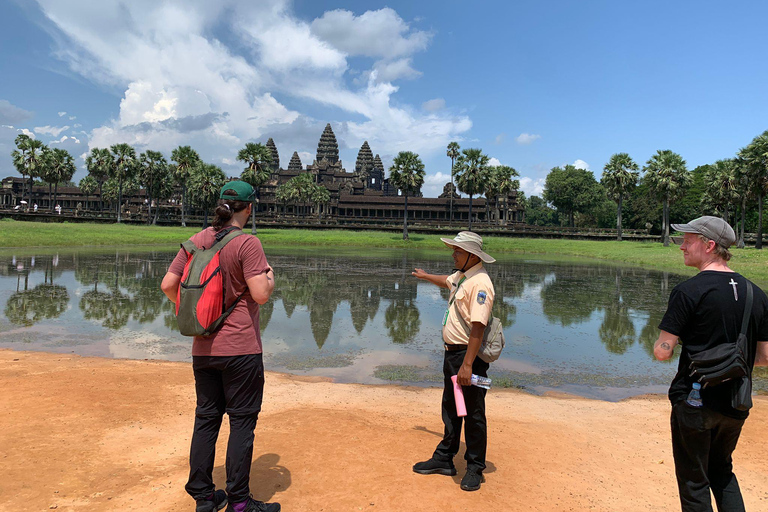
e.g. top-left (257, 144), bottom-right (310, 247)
top-left (2, 246), bottom-right (762, 400)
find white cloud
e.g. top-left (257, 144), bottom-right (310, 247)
top-left (34, 125), bottom-right (70, 137)
top-left (58, 111), bottom-right (67, 117)
top-left (33, 0), bottom-right (469, 176)
top-left (519, 177), bottom-right (545, 197)
top-left (494, 133), bottom-right (506, 145)
top-left (422, 171), bottom-right (452, 198)
top-left (516, 133), bottom-right (541, 145)
top-left (69, 116), bottom-right (77, 120)
top-left (488, 157), bottom-right (501, 167)
top-left (19, 128), bottom-right (35, 138)
top-left (0, 100), bottom-right (33, 124)
top-left (422, 98), bottom-right (445, 112)
top-left (51, 135), bottom-right (82, 144)
top-left (573, 159), bottom-right (590, 170)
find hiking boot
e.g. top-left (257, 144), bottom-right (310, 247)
top-left (460, 469), bottom-right (484, 491)
top-left (225, 495), bottom-right (281, 512)
top-left (412, 458), bottom-right (457, 476)
top-left (196, 490), bottom-right (227, 512)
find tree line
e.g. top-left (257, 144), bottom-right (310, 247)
top-left (526, 130), bottom-right (768, 248)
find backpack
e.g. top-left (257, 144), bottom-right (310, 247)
top-left (175, 227), bottom-right (246, 336)
top-left (450, 277), bottom-right (506, 363)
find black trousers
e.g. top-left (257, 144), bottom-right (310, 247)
top-left (185, 354), bottom-right (265, 503)
top-left (671, 401), bottom-right (746, 512)
top-left (432, 348), bottom-right (490, 472)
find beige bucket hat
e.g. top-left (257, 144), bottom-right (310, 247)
top-left (440, 231), bottom-right (496, 263)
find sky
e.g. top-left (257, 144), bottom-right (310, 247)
top-left (1, 0), bottom-right (767, 199)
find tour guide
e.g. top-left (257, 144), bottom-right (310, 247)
top-left (654, 216), bottom-right (768, 511)
top-left (411, 231), bottom-right (496, 491)
top-left (161, 180), bottom-right (279, 512)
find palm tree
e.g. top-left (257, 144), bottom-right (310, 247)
top-left (139, 150), bottom-right (170, 224)
top-left (48, 148), bottom-right (76, 209)
top-left (454, 148), bottom-right (490, 231)
top-left (702, 159), bottom-right (739, 223)
top-left (446, 141), bottom-right (460, 222)
top-left (109, 143), bottom-right (138, 223)
top-left (188, 163), bottom-right (227, 228)
top-left (79, 175), bottom-right (98, 212)
top-left (11, 135), bottom-right (45, 209)
top-left (85, 148), bottom-right (113, 213)
top-left (738, 131), bottom-right (768, 249)
top-left (171, 146), bottom-right (201, 227)
top-left (734, 157), bottom-right (753, 248)
top-left (237, 142), bottom-right (273, 234)
top-left (388, 151), bottom-right (425, 240)
top-left (311, 184), bottom-right (330, 218)
top-left (601, 153), bottom-right (639, 240)
top-left (486, 165), bottom-right (520, 225)
top-left (644, 150), bottom-right (690, 246)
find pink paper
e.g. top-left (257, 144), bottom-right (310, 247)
top-left (451, 375), bottom-right (467, 417)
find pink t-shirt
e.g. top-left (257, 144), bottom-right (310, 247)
top-left (168, 227), bottom-right (270, 356)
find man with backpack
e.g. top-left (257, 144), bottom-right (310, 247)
top-left (410, 231), bottom-right (496, 492)
top-left (653, 216), bottom-right (768, 512)
top-left (161, 180), bottom-right (279, 512)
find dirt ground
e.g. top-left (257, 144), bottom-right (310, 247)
top-left (2, 350), bottom-right (768, 512)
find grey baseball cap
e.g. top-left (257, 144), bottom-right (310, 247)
top-left (671, 216), bottom-right (736, 248)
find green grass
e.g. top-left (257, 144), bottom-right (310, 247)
top-left (2, 219), bottom-right (768, 283)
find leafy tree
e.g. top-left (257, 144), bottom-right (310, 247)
top-left (310, 181), bottom-right (330, 218)
top-left (109, 143), bottom-right (138, 223)
top-left (524, 195), bottom-right (559, 226)
top-left (644, 150), bottom-right (690, 246)
top-left (79, 175), bottom-right (98, 211)
top-left (47, 148), bottom-right (76, 210)
top-left (485, 165), bottom-right (520, 225)
top-left (139, 150), bottom-right (172, 225)
top-left (11, 134), bottom-right (46, 208)
top-left (171, 146), bottom-right (201, 227)
top-left (237, 142), bottom-right (272, 234)
top-left (454, 148), bottom-right (490, 230)
top-left (388, 151), bottom-right (426, 240)
top-left (543, 165), bottom-right (603, 227)
top-left (738, 131), bottom-right (768, 249)
top-left (446, 141), bottom-right (460, 222)
top-left (601, 153), bottom-right (639, 240)
top-left (733, 157), bottom-right (754, 248)
top-left (189, 163), bottom-right (227, 228)
top-left (85, 147), bottom-right (113, 212)
top-left (701, 159), bottom-right (739, 223)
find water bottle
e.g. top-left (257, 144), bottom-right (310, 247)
top-left (686, 382), bottom-right (703, 407)
top-left (471, 374), bottom-right (492, 390)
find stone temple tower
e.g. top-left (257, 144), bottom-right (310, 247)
top-left (355, 141), bottom-right (374, 183)
top-left (369, 154), bottom-right (385, 191)
top-left (288, 151), bottom-right (303, 171)
top-left (266, 138), bottom-right (279, 173)
top-left (316, 124), bottom-right (339, 164)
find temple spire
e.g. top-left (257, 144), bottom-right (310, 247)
top-left (316, 123), bottom-right (339, 164)
top-left (266, 138), bottom-right (279, 171)
top-left (288, 151), bottom-right (303, 171)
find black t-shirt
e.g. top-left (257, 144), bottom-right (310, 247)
top-left (658, 271), bottom-right (768, 419)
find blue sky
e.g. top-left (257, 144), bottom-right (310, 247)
top-left (1, 0), bottom-right (767, 198)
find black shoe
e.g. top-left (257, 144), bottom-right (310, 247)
top-left (460, 469), bottom-right (484, 491)
top-left (412, 458), bottom-right (457, 476)
top-left (197, 490), bottom-right (227, 512)
top-left (225, 495), bottom-right (281, 512)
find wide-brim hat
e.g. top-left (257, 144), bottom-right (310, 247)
top-left (440, 231), bottom-right (496, 263)
top-left (671, 216), bottom-right (736, 248)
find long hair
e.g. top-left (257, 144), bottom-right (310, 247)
top-left (212, 189), bottom-right (250, 230)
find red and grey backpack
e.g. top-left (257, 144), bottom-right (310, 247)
top-left (175, 227), bottom-right (246, 336)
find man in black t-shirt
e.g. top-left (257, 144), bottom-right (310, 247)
top-left (654, 216), bottom-right (768, 512)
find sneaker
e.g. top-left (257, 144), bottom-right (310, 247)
top-left (196, 490), bottom-right (227, 512)
top-left (225, 495), bottom-right (281, 512)
top-left (460, 469), bottom-right (484, 491)
top-left (412, 458), bottom-right (457, 476)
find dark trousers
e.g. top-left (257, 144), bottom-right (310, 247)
top-left (671, 401), bottom-right (746, 512)
top-left (433, 348), bottom-right (490, 472)
top-left (185, 354), bottom-right (265, 503)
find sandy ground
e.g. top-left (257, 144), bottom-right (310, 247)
top-left (2, 350), bottom-right (768, 512)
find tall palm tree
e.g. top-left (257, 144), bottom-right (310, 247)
top-left (188, 163), bottom-right (226, 228)
top-left (79, 175), bottom-right (98, 212)
top-left (109, 143), bottom-right (138, 223)
top-left (85, 148), bottom-right (113, 213)
top-left (644, 150), bottom-right (690, 246)
top-left (738, 130), bottom-right (768, 249)
top-left (11, 135), bottom-right (45, 209)
top-left (486, 165), bottom-right (520, 225)
top-left (171, 146), bottom-right (201, 227)
top-left (733, 157), bottom-right (753, 248)
top-left (48, 148), bottom-right (76, 209)
top-left (454, 148), bottom-right (490, 231)
top-left (388, 151), bottom-right (426, 240)
top-left (237, 142), bottom-right (273, 234)
top-left (601, 153), bottom-right (639, 241)
top-left (139, 150), bottom-right (170, 225)
top-left (446, 141), bottom-right (460, 222)
top-left (702, 159), bottom-right (739, 223)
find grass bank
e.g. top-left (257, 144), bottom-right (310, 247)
top-left (2, 219), bottom-right (767, 282)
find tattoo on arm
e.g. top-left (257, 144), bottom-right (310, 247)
top-left (661, 342), bottom-right (671, 350)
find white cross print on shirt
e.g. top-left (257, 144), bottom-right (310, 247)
top-left (729, 279), bottom-right (739, 301)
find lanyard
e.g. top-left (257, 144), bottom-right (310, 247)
top-left (448, 276), bottom-right (467, 306)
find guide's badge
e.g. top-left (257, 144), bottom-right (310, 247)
top-left (477, 291), bottom-right (487, 305)
top-left (442, 309), bottom-right (450, 326)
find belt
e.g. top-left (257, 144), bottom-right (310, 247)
top-left (444, 343), bottom-right (468, 352)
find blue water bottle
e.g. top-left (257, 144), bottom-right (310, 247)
top-left (686, 382), bottom-right (703, 407)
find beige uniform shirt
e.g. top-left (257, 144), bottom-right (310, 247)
top-left (442, 263), bottom-right (495, 346)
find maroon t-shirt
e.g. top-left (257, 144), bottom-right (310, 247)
top-left (168, 227), bottom-right (270, 356)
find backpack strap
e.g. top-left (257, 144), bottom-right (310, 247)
top-left (740, 282), bottom-right (753, 337)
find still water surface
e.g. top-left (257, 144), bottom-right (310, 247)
top-left (0, 246), bottom-right (739, 400)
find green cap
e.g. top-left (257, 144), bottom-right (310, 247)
top-left (219, 180), bottom-right (255, 202)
